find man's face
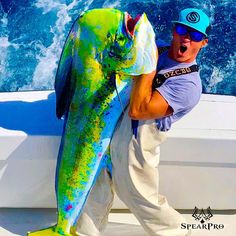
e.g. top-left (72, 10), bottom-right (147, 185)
top-left (169, 25), bottom-right (208, 63)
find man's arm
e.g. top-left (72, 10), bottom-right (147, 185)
top-left (129, 71), bottom-right (173, 120)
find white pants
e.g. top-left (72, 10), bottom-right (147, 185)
top-left (76, 109), bottom-right (189, 236)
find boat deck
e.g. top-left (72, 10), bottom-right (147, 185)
top-left (0, 209), bottom-right (235, 236)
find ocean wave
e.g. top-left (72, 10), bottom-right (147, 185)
top-left (206, 53), bottom-right (236, 94)
top-left (23, 0), bottom-right (79, 90)
top-left (102, 0), bottom-right (121, 8)
top-left (0, 0), bottom-right (235, 95)
top-left (21, 0), bottom-right (97, 90)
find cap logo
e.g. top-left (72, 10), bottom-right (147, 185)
top-left (186, 12), bottom-right (200, 23)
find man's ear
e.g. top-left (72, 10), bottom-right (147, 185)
top-left (201, 38), bottom-right (208, 48)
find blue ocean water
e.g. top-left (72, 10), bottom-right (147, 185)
top-left (0, 0), bottom-right (235, 95)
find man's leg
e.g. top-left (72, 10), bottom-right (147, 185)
top-left (110, 108), bottom-right (189, 236)
top-left (76, 168), bottom-right (114, 236)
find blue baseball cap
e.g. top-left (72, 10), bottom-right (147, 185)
top-left (173, 8), bottom-right (211, 37)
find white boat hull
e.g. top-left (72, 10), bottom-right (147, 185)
top-left (0, 91), bottom-right (236, 209)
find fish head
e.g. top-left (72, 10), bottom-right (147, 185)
top-left (106, 13), bottom-right (140, 60)
top-left (103, 12), bottom-right (157, 78)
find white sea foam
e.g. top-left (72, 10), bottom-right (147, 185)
top-left (205, 67), bottom-right (223, 93)
top-left (0, 37), bottom-right (11, 48)
top-left (0, 37), bottom-right (9, 77)
top-left (35, 0), bottom-right (67, 14)
top-left (0, 13), bottom-right (8, 26)
top-left (0, 36), bottom-right (20, 89)
top-left (0, 3), bottom-right (24, 90)
top-left (102, 0), bottom-right (121, 8)
top-left (22, 0), bottom-right (95, 90)
top-left (3, 0), bottom-right (233, 94)
top-left (0, 36), bottom-right (19, 77)
top-left (206, 53), bottom-right (235, 93)
top-left (23, 0), bottom-right (78, 90)
top-left (0, 6), bottom-right (9, 81)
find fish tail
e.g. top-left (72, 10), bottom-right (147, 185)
top-left (55, 149), bottom-right (107, 233)
top-left (27, 226), bottom-right (73, 236)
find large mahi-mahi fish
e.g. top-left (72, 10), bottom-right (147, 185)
top-left (28, 8), bottom-right (157, 236)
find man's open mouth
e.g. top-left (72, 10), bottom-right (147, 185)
top-left (180, 45), bottom-right (188, 53)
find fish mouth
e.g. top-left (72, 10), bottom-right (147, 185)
top-left (107, 13), bottom-right (143, 60)
top-left (125, 13), bottom-right (142, 38)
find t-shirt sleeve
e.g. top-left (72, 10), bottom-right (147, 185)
top-left (156, 77), bottom-right (201, 114)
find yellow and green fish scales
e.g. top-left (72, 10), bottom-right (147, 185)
top-left (28, 8), bottom-right (157, 236)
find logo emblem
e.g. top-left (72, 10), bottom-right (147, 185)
top-left (192, 207), bottom-right (213, 224)
top-left (181, 206), bottom-right (224, 231)
top-left (186, 12), bottom-right (200, 23)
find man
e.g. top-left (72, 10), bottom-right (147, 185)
top-left (76, 8), bottom-right (210, 236)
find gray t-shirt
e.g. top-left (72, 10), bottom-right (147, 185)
top-left (154, 51), bottom-right (202, 131)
